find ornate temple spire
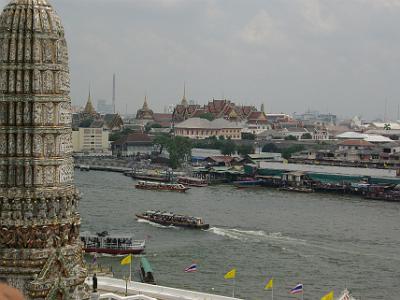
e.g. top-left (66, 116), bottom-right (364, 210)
top-left (84, 87), bottom-right (96, 114)
top-left (261, 103), bottom-right (265, 113)
top-left (181, 83), bottom-right (188, 107)
top-left (143, 95), bottom-right (149, 110)
top-left (0, 0), bottom-right (89, 298)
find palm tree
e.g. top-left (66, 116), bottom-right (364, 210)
top-left (384, 123), bottom-right (391, 130)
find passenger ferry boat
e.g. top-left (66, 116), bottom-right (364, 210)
top-left (136, 211), bottom-right (210, 230)
top-left (80, 232), bottom-right (146, 255)
top-left (135, 181), bottom-right (190, 192)
top-left (177, 176), bottom-right (208, 187)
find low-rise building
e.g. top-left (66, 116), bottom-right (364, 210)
top-left (111, 133), bottom-right (154, 157)
top-left (72, 127), bottom-right (109, 153)
top-left (174, 118), bottom-right (243, 140)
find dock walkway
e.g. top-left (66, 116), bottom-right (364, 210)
top-left (87, 276), bottom-right (243, 300)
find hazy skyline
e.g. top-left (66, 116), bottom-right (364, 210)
top-left (1, 0), bottom-right (400, 120)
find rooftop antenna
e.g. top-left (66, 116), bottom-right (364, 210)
top-left (112, 73), bottom-right (116, 114)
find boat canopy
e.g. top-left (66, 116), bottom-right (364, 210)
top-left (140, 257), bottom-right (154, 274)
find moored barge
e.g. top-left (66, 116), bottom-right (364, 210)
top-left (136, 211), bottom-right (210, 230)
top-left (177, 176), bottom-right (208, 187)
top-left (135, 181), bottom-right (190, 192)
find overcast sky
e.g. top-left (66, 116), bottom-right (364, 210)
top-left (2, 0), bottom-right (400, 120)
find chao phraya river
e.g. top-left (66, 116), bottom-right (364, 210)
top-left (76, 171), bottom-right (400, 300)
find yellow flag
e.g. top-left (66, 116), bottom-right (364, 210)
top-left (321, 291), bottom-right (334, 300)
top-left (224, 268), bottom-right (236, 279)
top-left (120, 254), bottom-right (132, 266)
top-left (265, 278), bottom-right (273, 290)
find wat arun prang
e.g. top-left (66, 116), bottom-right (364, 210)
top-left (0, 0), bottom-right (89, 299)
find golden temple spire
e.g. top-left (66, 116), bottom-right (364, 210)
top-left (181, 82), bottom-right (188, 107)
top-left (84, 85), bottom-right (96, 114)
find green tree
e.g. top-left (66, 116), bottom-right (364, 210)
top-left (79, 118), bottom-right (93, 128)
top-left (241, 132), bottom-right (256, 140)
top-left (281, 145), bottom-right (305, 159)
top-left (109, 128), bottom-right (134, 142)
top-left (165, 136), bottom-right (192, 169)
top-left (284, 135), bottom-right (298, 141)
top-left (301, 133), bottom-right (312, 140)
top-left (198, 112), bottom-right (215, 121)
top-left (153, 133), bottom-right (170, 154)
top-left (220, 138), bottom-right (236, 156)
top-left (237, 144), bottom-right (254, 156)
top-left (262, 143), bottom-right (279, 153)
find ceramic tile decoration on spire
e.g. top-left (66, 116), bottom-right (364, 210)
top-left (0, 0), bottom-right (89, 299)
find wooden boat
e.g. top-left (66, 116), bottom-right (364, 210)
top-left (177, 176), bottom-right (208, 187)
top-left (135, 181), bottom-right (190, 192)
top-left (136, 211), bottom-right (210, 230)
top-left (80, 232), bottom-right (146, 255)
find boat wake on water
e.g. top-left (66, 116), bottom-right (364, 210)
top-left (137, 218), bottom-right (179, 229)
top-left (206, 227), bottom-right (307, 245)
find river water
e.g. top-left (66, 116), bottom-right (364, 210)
top-left (76, 170), bottom-right (400, 300)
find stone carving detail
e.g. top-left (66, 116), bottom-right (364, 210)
top-left (33, 102), bottom-right (42, 125)
top-left (58, 102), bottom-right (71, 125)
top-left (59, 133), bottom-right (72, 155)
top-left (24, 133), bottom-right (31, 156)
top-left (0, 102), bottom-right (5, 124)
top-left (43, 70), bottom-right (53, 93)
top-left (24, 165), bottom-right (32, 186)
top-left (44, 166), bottom-right (54, 185)
top-left (44, 134), bottom-right (55, 156)
top-left (59, 162), bottom-right (73, 184)
top-left (0, 70), bottom-right (6, 91)
top-left (33, 134), bottom-right (43, 157)
top-left (0, 165), bottom-right (6, 185)
top-left (0, 0), bottom-right (88, 298)
top-left (8, 133), bottom-right (15, 156)
top-left (16, 133), bottom-right (23, 156)
top-left (23, 101), bottom-right (32, 125)
top-left (8, 100), bottom-right (14, 124)
top-left (0, 133), bottom-right (6, 155)
top-left (34, 165), bottom-right (43, 185)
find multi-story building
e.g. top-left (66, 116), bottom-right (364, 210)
top-left (72, 127), bottom-right (110, 152)
top-left (174, 118), bottom-right (243, 140)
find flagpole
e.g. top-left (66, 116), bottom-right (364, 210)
top-left (271, 285), bottom-right (274, 300)
top-left (129, 255), bottom-right (132, 282)
top-left (232, 277), bottom-right (235, 298)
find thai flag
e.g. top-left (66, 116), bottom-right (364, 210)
top-left (290, 284), bottom-right (303, 294)
top-left (184, 263), bottom-right (198, 273)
